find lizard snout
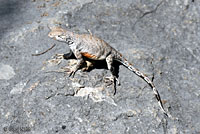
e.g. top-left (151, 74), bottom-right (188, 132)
top-left (48, 33), bottom-right (53, 38)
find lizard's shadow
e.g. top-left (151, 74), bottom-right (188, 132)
top-left (63, 53), bottom-right (120, 78)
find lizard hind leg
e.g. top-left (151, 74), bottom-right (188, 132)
top-left (81, 60), bottom-right (94, 72)
top-left (105, 55), bottom-right (120, 95)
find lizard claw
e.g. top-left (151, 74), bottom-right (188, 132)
top-left (47, 54), bottom-right (64, 65)
top-left (53, 54), bottom-right (64, 58)
top-left (69, 71), bottom-right (75, 78)
top-left (68, 66), bottom-right (78, 78)
top-left (115, 77), bottom-right (120, 86)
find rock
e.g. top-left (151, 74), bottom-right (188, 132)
top-left (0, 0), bottom-right (199, 133)
top-left (0, 64), bottom-right (15, 80)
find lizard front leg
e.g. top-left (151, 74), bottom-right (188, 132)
top-left (69, 50), bottom-right (84, 77)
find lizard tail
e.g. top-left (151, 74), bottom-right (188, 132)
top-left (116, 54), bottom-right (168, 116)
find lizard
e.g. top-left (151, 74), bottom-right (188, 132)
top-left (48, 27), bottom-right (168, 116)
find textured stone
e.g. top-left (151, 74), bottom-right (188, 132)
top-left (0, 0), bottom-right (199, 133)
top-left (0, 64), bottom-right (15, 80)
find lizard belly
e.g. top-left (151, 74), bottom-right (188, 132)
top-left (81, 52), bottom-right (99, 60)
top-left (80, 46), bottom-right (109, 60)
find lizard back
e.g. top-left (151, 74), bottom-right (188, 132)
top-left (75, 34), bottom-right (113, 60)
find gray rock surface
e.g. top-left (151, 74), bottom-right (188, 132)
top-left (0, 0), bottom-right (199, 133)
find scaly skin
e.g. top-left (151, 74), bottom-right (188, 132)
top-left (48, 27), bottom-right (169, 117)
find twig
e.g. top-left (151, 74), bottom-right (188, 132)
top-left (87, 29), bottom-right (93, 35)
top-left (32, 44), bottom-right (56, 56)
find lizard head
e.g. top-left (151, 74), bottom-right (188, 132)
top-left (48, 27), bottom-right (72, 43)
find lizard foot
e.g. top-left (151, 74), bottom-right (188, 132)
top-left (59, 66), bottom-right (71, 72)
top-left (104, 76), bottom-right (120, 95)
top-left (69, 71), bottom-right (75, 78)
top-left (68, 66), bottom-right (78, 78)
top-left (104, 76), bottom-right (120, 86)
top-left (48, 54), bottom-right (64, 65)
top-left (52, 53), bottom-right (64, 58)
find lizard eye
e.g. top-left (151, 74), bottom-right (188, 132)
top-left (66, 37), bottom-right (73, 45)
top-left (67, 41), bottom-right (73, 45)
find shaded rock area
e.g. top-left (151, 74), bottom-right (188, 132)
top-left (0, 0), bottom-right (200, 133)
